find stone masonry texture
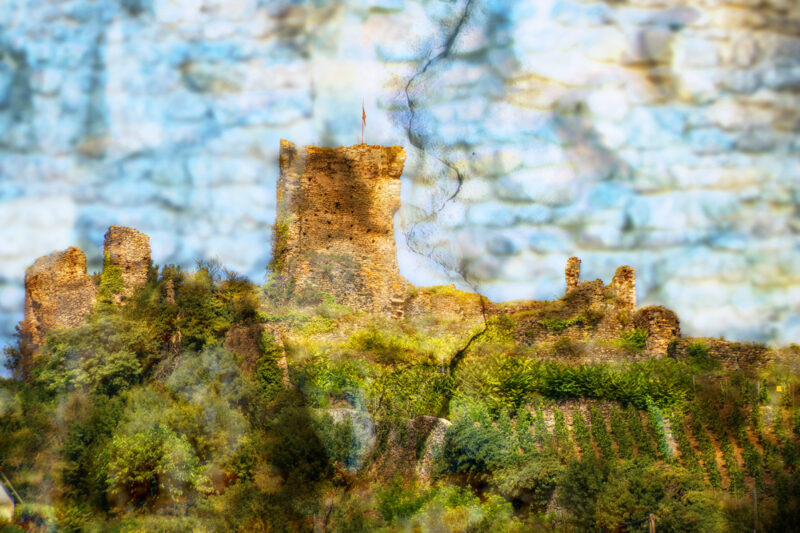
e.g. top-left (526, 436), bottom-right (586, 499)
top-left (2, 0), bottom-right (800, 356)
top-left (104, 225), bottom-right (151, 300)
top-left (565, 256), bottom-right (581, 293)
top-left (275, 140), bottom-right (408, 314)
top-left (20, 247), bottom-right (97, 350)
top-left (610, 266), bottom-right (636, 313)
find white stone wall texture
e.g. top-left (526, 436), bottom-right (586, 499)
top-left (1, 0), bottom-right (799, 356)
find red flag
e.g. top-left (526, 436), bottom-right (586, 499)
top-left (361, 99), bottom-right (366, 144)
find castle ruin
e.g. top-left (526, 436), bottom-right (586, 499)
top-left (104, 225), bottom-right (151, 300)
top-left (21, 247), bottom-right (97, 350)
top-left (19, 225), bottom-right (152, 354)
top-left (272, 139), bottom-right (408, 315)
top-left (14, 140), bottom-right (740, 369)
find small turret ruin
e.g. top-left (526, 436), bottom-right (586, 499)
top-left (272, 139), bottom-right (408, 315)
top-left (610, 265), bottom-right (636, 312)
top-left (104, 225), bottom-right (151, 300)
top-left (565, 256), bottom-right (581, 293)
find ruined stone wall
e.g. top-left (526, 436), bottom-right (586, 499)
top-left (20, 247), bottom-right (97, 349)
top-left (668, 337), bottom-right (771, 371)
top-left (610, 266), bottom-right (636, 313)
top-left (275, 140), bottom-right (408, 314)
top-left (104, 225), bottom-right (151, 300)
top-left (633, 306), bottom-right (681, 358)
top-left (2, 0), bottom-right (800, 352)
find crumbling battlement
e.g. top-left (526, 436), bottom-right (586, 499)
top-left (565, 257), bottom-right (581, 293)
top-left (21, 247), bottom-right (97, 350)
top-left (104, 225), bottom-right (151, 300)
top-left (610, 266), bottom-right (636, 312)
top-left (633, 306), bottom-right (681, 358)
top-left (273, 139), bottom-right (408, 315)
top-left (20, 225), bottom-right (150, 353)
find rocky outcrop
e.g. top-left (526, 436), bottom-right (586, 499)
top-left (634, 306), bottom-right (681, 358)
top-left (104, 225), bottom-right (151, 300)
top-left (273, 140), bottom-right (408, 315)
top-left (20, 247), bottom-right (97, 350)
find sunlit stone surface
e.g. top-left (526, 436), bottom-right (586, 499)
top-left (1, 0), bottom-right (799, 354)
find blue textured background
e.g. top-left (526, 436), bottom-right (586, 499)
top-left (1, 0), bottom-right (800, 360)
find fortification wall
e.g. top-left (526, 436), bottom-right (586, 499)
top-left (668, 337), bottom-right (771, 371)
top-left (274, 140), bottom-right (408, 314)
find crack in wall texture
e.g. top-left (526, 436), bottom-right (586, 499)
top-left (1, 0), bottom-right (800, 358)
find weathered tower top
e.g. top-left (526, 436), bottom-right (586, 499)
top-left (104, 225), bottom-right (151, 300)
top-left (273, 140), bottom-right (408, 314)
top-left (21, 246), bottom-right (97, 350)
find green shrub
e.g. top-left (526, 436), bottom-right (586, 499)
top-left (105, 424), bottom-right (204, 504)
top-left (377, 479), bottom-right (430, 523)
top-left (609, 407), bottom-right (633, 460)
top-left (616, 328), bottom-right (648, 352)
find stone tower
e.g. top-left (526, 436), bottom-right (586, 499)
top-left (565, 256), bottom-right (581, 293)
top-left (610, 265), bottom-right (636, 312)
top-left (104, 225), bottom-right (151, 300)
top-left (21, 247), bottom-right (97, 349)
top-left (273, 139), bottom-right (408, 314)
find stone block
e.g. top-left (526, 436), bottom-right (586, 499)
top-left (104, 226), bottom-right (152, 300)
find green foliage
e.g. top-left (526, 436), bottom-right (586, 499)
top-left (480, 313), bottom-right (516, 345)
top-left (442, 403), bottom-right (516, 474)
top-left (625, 405), bottom-right (657, 460)
top-left (537, 309), bottom-right (603, 332)
top-left (312, 413), bottom-right (357, 470)
top-left (493, 456), bottom-right (563, 513)
top-left (174, 268), bottom-right (231, 351)
top-left (105, 423), bottom-right (204, 505)
top-left (35, 312), bottom-right (157, 396)
top-left (688, 340), bottom-right (709, 358)
top-left (376, 479), bottom-right (429, 523)
top-left (572, 411), bottom-right (593, 457)
top-left (609, 407), bottom-right (634, 460)
top-left (267, 219), bottom-right (290, 274)
top-left (590, 407), bottom-right (615, 462)
top-left (561, 458), bottom-right (725, 532)
top-left (98, 251), bottom-right (125, 307)
top-left (459, 354), bottom-right (689, 412)
top-left (616, 328), bottom-right (649, 352)
top-left (646, 398), bottom-right (671, 460)
top-left (255, 331), bottom-right (284, 403)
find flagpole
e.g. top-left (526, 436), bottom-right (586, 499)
top-left (361, 99), bottom-right (365, 145)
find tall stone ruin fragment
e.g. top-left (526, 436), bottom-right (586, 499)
top-left (565, 256), bottom-right (581, 292)
top-left (610, 265), bottom-right (636, 312)
top-left (104, 225), bottom-right (151, 300)
top-left (19, 225), bottom-right (151, 357)
top-left (20, 247), bottom-right (97, 350)
top-left (272, 139), bottom-right (408, 314)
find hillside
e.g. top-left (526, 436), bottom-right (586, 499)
top-left (0, 254), bottom-right (799, 532)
